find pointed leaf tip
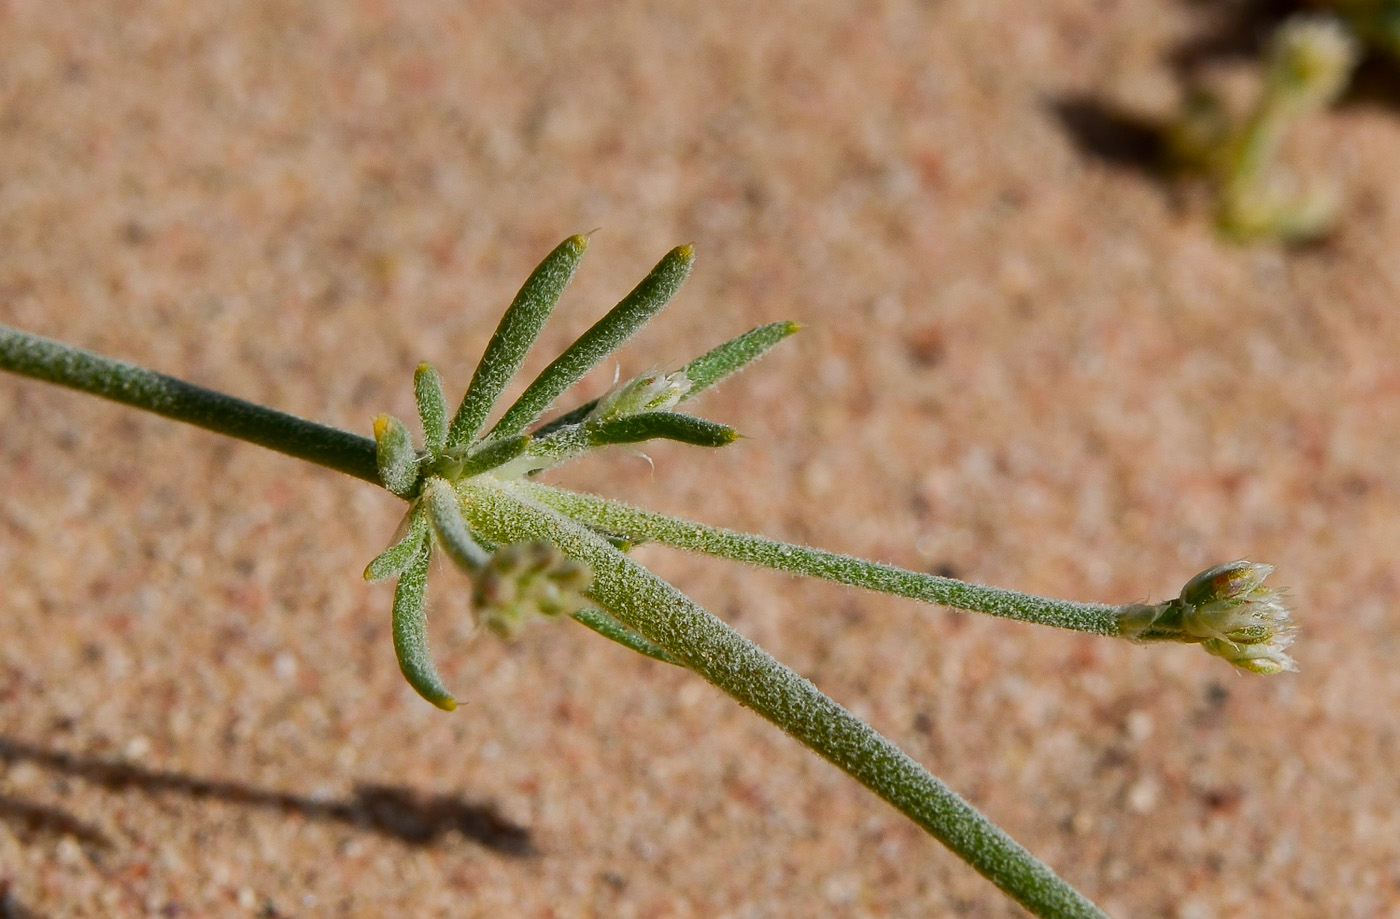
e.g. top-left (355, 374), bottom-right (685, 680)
top-left (681, 320), bottom-right (800, 399)
top-left (587, 412), bottom-right (737, 449)
top-left (391, 537), bottom-right (458, 710)
top-left (488, 243), bottom-right (698, 438)
top-left (446, 234), bottom-right (591, 449)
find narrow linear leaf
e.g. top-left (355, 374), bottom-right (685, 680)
top-left (489, 245), bottom-right (696, 439)
top-left (446, 235), bottom-right (590, 450)
top-left (587, 412), bottom-right (737, 449)
top-left (364, 511), bottom-right (430, 583)
top-left (520, 482), bottom-right (1120, 635)
top-left (426, 477), bottom-right (490, 572)
top-left (460, 433), bottom-right (531, 477)
top-left (531, 320), bottom-right (797, 436)
top-left (392, 536), bottom-right (458, 711)
top-left (681, 320), bottom-right (801, 400)
top-left (513, 425), bottom-right (589, 475)
top-left (458, 481), bottom-right (1108, 919)
top-left (414, 362), bottom-right (448, 455)
top-left (571, 607), bottom-right (681, 665)
top-left (373, 413), bottom-right (418, 498)
top-left (507, 411), bottom-right (734, 480)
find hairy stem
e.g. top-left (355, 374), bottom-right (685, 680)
top-left (0, 324), bottom-right (380, 485)
top-left (460, 479), bottom-right (1109, 919)
top-left (520, 482), bottom-right (1121, 635)
top-left (2, 326), bottom-right (1110, 916)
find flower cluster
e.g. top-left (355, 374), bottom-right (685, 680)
top-left (1117, 560), bottom-right (1296, 674)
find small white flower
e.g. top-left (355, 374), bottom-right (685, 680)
top-left (1179, 561), bottom-right (1296, 674)
top-left (1116, 560), bottom-right (1296, 674)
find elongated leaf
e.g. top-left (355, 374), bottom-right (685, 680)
top-left (531, 320), bottom-right (797, 436)
top-left (414, 362), bottom-right (448, 455)
top-left (391, 534), bottom-right (457, 711)
top-left (446, 235), bottom-right (590, 450)
top-left (519, 481), bottom-right (1120, 635)
top-left (681, 321), bottom-right (800, 400)
top-left (457, 481), bottom-right (1109, 919)
top-left (460, 433), bottom-right (531, 477)
top-left (489, 245), bottom-right (695, 439)
top-left (426, 477), bottom-right (490, 572)
top-left (587, 412), bottom-right (736, 448)
top-left (571, 607), bottom-right (681, 665)
top-left (373, 413), bottom-right (418, 497)
top-left (364, 510), bottom-right (430, 582)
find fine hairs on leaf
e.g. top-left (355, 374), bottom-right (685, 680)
top-left (0, 235), bottom-right (1298, 919)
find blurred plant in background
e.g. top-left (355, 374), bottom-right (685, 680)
top-left (1170, 14), bottom-right (1359, 241)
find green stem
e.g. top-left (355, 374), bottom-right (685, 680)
top-left (0, 324), bottom-right (380, 485)
top-left (519, 482), bottom-right (1121, 635)
top-left (460, 479), bottom-right (1109, 919)
top-left (1, 326), bottom-right (1110, 915)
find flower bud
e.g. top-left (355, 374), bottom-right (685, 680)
top-left (1267, 15), bottom-right (1359, 111)
top-left (588, 370), bottom-right (692, 424)
top-left (1115, 560), bottom-right (1296, 674)
top-left (1179, 561), bottom-right (1296, 673)
top-left (472, 542), bottom-right (593, 639)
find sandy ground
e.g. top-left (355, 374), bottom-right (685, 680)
top-left (1, 1), bottom-right (1398, 917)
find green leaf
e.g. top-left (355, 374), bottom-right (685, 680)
top-left (414, 362), bottom-right (448, 455)
top-left (425, 477), bottom-right (490, 572)
top-left (457, 480), bottom-right (1109, 919)
top-left (391, 533), bottom-right (457, 711)
top-left (681, 320), bottom-right (800, 400)
top-left (587, 412), bottom-right (737, 449)
top-left (530, 320), bottom-right (797, 436)
top-left (446, 234), bottom-right (590, 450)
top-left (373, 413), bottom-right (418, 498)
top-left (364, 510), bottom-right (430, 583)
top-left (519, 481), bottom-right (1120, 635)
top-left (488, 245), bottom-right (696, 439)
top-left (571, 607), bottom-right (681, 665)
top-left (459, 433), bottom-right (531, 477)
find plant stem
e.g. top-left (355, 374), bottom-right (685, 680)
top-left (519, 482), bottom-right (1122, 635)
top-left (0, 324), bottom-right (380, 485)
top-left (1, 327), bottom-right (1111, 915)
top-left (460, 479), bottom-right (1110, 919)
